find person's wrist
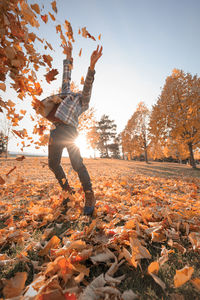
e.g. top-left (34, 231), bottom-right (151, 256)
top-left (90, 63), bottom-right (95, 70)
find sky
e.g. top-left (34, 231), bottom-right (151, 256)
top-left (3, 0), bottom-right (200, 156)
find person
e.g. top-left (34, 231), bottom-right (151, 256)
top-left (47, 43), bottom-right (103, 216)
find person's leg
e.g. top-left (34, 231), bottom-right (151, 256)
top-left (66, 132), bottom-right (95, 215)
top-left (48, 126), bottom-right (70, 191)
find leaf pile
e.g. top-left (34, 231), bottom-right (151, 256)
top-left (0, 158), bottom-right (199, 299)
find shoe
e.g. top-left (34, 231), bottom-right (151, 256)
top-left (84, 190), bottom-right (96, 216)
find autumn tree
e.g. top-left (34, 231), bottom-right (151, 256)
top-left (149, 69), bottom-right (200, 168)
top-left (86, 125), bottom-right (100, 158)
top-left (122, 102), bottom-right (150, 163)
top-left (96, 114), bottom-right (117, 158)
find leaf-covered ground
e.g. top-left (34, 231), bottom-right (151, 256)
top-left (0, 157), bottom-right (200, 299)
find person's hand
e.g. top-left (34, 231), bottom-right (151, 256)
top-left (62, 41), bottom-right (73, 59)
top-left (90, 45), bottom-right (103, 70)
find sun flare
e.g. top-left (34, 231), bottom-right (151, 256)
top-left (75, 134), bottom-right (91, 158)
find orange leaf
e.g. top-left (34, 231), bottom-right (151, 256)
top-left (98, 34), bottom-right (101, 40)
top-left (3, 272), bottom-right (27, 298)
top-left (51, 1), bottom-right (58, 13)
top-left (80, 76), bottom-right (84, 85)
top-left (45, 69), bottom-right (58, 83)
top-left (191, 278), bottom-right (200, 291)
top-left (0, 176), bottom-right (5, 185)
top-left (79, 48), bottom-right (82, 57)
top-left (0, 83), bottom-right (6, 92)
top-left (148, 261), bottom-right (159, 274)
top-left (39, 235), bottom-right (60, 256)
top-left (49, 12), bottom-right (56, 21)
top-left (30, 4), bottom-right (40, 14)
top-left (41, 14), bottom-right (48, 23)
top-left (174, 266), bottom-right (194, 288)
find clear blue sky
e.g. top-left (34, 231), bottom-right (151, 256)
top-left (6, 0), bottom-right (200, 154)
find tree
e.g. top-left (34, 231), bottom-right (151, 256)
top-left (149, 69), bottom-right (200, 168)
top-left (86, 125), bottom-right (100, 158)
top-left (96, 115), bottom-right (117, 158)
top-left (121, 102), bottom-right (150, 163)
top-left (108, 135), bottom-right (121, 159)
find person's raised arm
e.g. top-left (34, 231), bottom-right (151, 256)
top-left (81, 45), bottom-right (103, 110)
top-left (61, 42), bottom-right (73, 94)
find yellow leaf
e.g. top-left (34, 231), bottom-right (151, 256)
top-left (39, 235), bottom-right (60, 256)
top-left (174, 266), bottom-right (194, 288)
top-left (3, 272), bottom-right (27, 298)
top-left (148, 261), bottom-right (159, 274)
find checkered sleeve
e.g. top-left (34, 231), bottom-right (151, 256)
top-left (61, 58), bottom-right (73, 93)
top-left (80, 67), bottom-right (95, 112)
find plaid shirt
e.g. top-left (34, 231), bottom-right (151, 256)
top-left (54, 59), bottom-right (95, 128)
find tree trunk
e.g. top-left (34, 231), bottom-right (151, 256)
top-left (144, 148), bottom-right (148, 163)
top-left (188, 142), bottom-right (196, 168)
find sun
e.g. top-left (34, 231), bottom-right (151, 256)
top-left (75, 133), bottom-right (92, 158)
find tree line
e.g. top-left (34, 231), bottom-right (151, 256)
top-left (85, 69), bottom-right (200, 169)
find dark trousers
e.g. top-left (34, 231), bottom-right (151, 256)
top-left (48, 123), bottom-right (92, 192)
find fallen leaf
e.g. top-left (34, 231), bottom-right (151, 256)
top-left (0, 83), bottom-right (6, 92)
top-left (174, 266), bottom-right (194, 288)
top-left (3, 272), bottom-right (28, 298)
top-left (148, 261), bottom-right (159, 275)
top-left (190, 277), bottom-right (200, 291)
top-left (39, 235), bottom-right (60, 256)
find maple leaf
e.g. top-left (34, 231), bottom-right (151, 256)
top-left (44, 69), bottom-right (58, 83)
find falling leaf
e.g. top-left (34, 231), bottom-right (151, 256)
top-left (41, 14), bottom-right (48, 23)
top-left (51, 1), bottom-right (58, 13)
top-left (43, 54), bottom-right (53, 68)
top-left (0, 83), bottom-right (6, 91)
top-left (49, 12), bottom-right (56, 21)
top-left (174, 266), bottom-right (194, 288)
top-left (79, 48), bottom-right (82, 57)
top-left (98, 34), bottom-right (101, 40)
top-left (30, 3), bottom-right (40, 14)
top-left (80, 76), bottom-right (84, 85)
top-left (3, 272), bottom-right (28, 298)
top-left (45, 69), bottom-right (58, 83)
